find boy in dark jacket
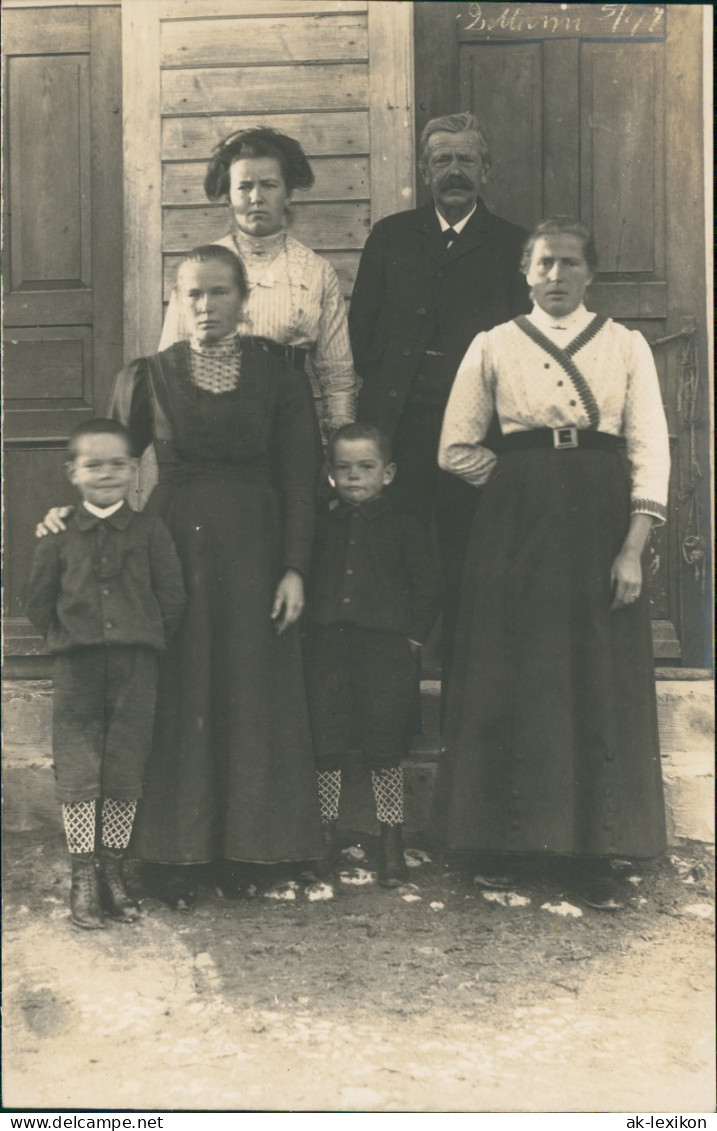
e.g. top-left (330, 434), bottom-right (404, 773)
top-left (26, 419), bottom-right (186, 930)
top-left (305, 423), bottom-right (441, 886)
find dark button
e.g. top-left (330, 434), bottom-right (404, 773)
top-left (342, 597), bottom-right (351, 604)
top-left (511, 789), bottom-right (520, 798)
top-left (105, 621), bottom-right (113, 629)
top-left (417, 307), bottom-right (426, 315)
top-left (569, 399), bottom-right (577, 407)
top-left (388, 389), bottom-right (398, 398)
top-left (349, 540), bottom-right (356, 546)
top-left (437, 269), bottom-right (444, 278)
top-left (403, 348), bottom-right (411, 356)
top-left (544, 363), bottom-right (550, 369)
top-left (557, 380), bottom-right (564, 386)
top-left (603, 787), bottom-right (612, 797)
top-left (510, 820), bottom-right (520, 830)
top-left (101, 556), bottom-right (109, 563)
top-left (346, 568), bottom-right (353, 575)
top-left (604, 752), bottom-right (614, 761)
top-left (102, 587), bottom-right (111, 596)
top-left (603, 822), bottom-right (614, 831)
top-left (513, 754), bottom-right (524, 764)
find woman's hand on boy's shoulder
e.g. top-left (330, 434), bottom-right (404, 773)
top-left (36, 506), bottom-right (74, 537)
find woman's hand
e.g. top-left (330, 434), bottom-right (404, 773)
top-left (36, 506), bottom-right (74, 538)
top-left (271, 569), bottom-right (305, 634)
top-left (610, 513), bottom-right (654, 611)
top-left (610, 548), bottom-right (643, 611)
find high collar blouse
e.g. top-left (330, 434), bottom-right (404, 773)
top-left (438, 308), bottom-right (670, 522)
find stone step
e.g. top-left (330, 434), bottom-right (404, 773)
top-left (3, 676), bottom-right (713, 844)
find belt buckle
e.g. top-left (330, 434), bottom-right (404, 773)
top-left (553, 426), bottom-right (578, 450)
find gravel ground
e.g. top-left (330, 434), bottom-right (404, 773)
top-left (2, 829), bottom-right (714, 1113)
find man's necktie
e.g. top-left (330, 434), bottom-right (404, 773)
top-left (443, 227), bottom-right (458, 250)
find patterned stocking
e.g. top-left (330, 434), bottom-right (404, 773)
top-left (371, 767), bottom-right (404, 825)
top-left (101, 798), bottom-right (138, 851)
top-left (62, 800), bottom-right (97, 855)
top-left (316, 769), bottom-right (341, 823)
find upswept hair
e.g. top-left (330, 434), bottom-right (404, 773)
top-left (418, 112), bottom-right (491, 176)
top-left (175, 244), bottom-right (249, 300)
top-left (327, 423), bottom-right (393, 467)
top-left (203, 127), bottom-right (315, 200)
top-left (520, 217), bottom-right (599, 274)
top-left (67, 418), bottom-right (133, 460)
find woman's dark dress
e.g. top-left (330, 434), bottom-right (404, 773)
top-left (111, 340), bottom-right (323, 864)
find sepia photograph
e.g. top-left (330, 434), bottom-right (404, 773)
top-left (1, 0), bottom-right (714, 1118)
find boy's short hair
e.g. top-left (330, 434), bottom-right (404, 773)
top-left (327, 423), bottom-right (393, 466)
top-left (67, 418), bottom-right (133, 461)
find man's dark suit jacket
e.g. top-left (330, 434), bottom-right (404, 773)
top-left (349, 198), bottom-right (529, 436)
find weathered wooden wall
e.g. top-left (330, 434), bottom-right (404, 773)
top-left (123, 0), bottom-right (414, 358)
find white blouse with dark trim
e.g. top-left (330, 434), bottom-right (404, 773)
top-left (159, 232), bottom-right (357, 434)
top-left (438, 305), bottom-right (670, 523)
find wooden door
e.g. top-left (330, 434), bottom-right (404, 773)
top-left (2, 4), bottom-right (123, 661)
top-left (415, 3), bottom-right (711, 666)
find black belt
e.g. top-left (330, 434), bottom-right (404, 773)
top-left (250, 336), bottom-right (308, 372)
top-left (498, 428), bottom-right (625, 453)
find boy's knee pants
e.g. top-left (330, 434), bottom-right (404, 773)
top-left (304, 624), bottom-right (416, 771)
top-left (52, 645), bottom-right (158, 802)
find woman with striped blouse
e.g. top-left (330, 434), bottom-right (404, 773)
top-left (159, 127), bottom-right (357, 440)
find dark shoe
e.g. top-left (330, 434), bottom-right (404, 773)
top-left (582, 878), bottom-right (624, 912)
top-left (473, 853), bottom-right (519, 890)
top-left (473, 871), bottom-right (518, 891)
top-left (220, 860), bottom-right (254, 900)
top-left (378, 823), bottom-right (408, 888)
top-left (158, 865), bottom-right (199, 911)
top-left (99, 849), bottom-right (140, 922)
top-left (70, 853), bottom-right (105, 930)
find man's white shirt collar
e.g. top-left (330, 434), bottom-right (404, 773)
top-left (435, 204), bottom-right (477, 235)
top-left (83, 500), bottom-right (125, 519)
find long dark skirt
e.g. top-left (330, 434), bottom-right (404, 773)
top-left (437, 446), bottom-right (666, 860)
top-left (132, 470), bottom-right (323, 865)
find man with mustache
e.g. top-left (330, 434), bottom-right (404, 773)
top-left (350, 113), bottom-right (529, 691)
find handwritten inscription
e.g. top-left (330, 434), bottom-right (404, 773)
top-left (459, 4), bottom-right (666, 39)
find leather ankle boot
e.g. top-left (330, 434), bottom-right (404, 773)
top-left (70, 853), bottom-right (105, 930)
top-left (378, 823), bottom-right (408, 888)
top-left (99, 848), bottom-right (140, 921)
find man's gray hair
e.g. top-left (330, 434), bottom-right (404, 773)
top-left (418, 112), bottom-right (491, 175)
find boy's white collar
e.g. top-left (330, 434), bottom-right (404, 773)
top-left (83, 499), bottom-right (125, 519)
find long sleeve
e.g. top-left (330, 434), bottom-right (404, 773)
top-left (148, 518), bottom-right (187, 642)
top-left (308, 259), bottom-right (357, 433)
top-left (274, 367), bottom-right (321, 577)
top-left (108, 359), bottom-right (154, 458)
top-left (623, 330), bottom-right (670, 523)
top-left (403, 517), bottom-right (443, 643)
top-left (348, 222), bottom-right (385, 380)
top-left (25, 537), bottom-right (62, 639)
top-left (438, 332), bottom-right (499, 487)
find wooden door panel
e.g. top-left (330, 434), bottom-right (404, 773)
top-left (580, 43), bottom-right (665, 277)
top-left (9, 55), bottom-right (91, 287)
top-left (459, 43), bottom-right (543, 228)
top-left (2, 6), bottom-right (123, 655)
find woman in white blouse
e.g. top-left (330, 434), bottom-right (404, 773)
top-left (160, 127), bottom-right (357, 438)
top-left (437, 217), bottom-right (670, 910)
